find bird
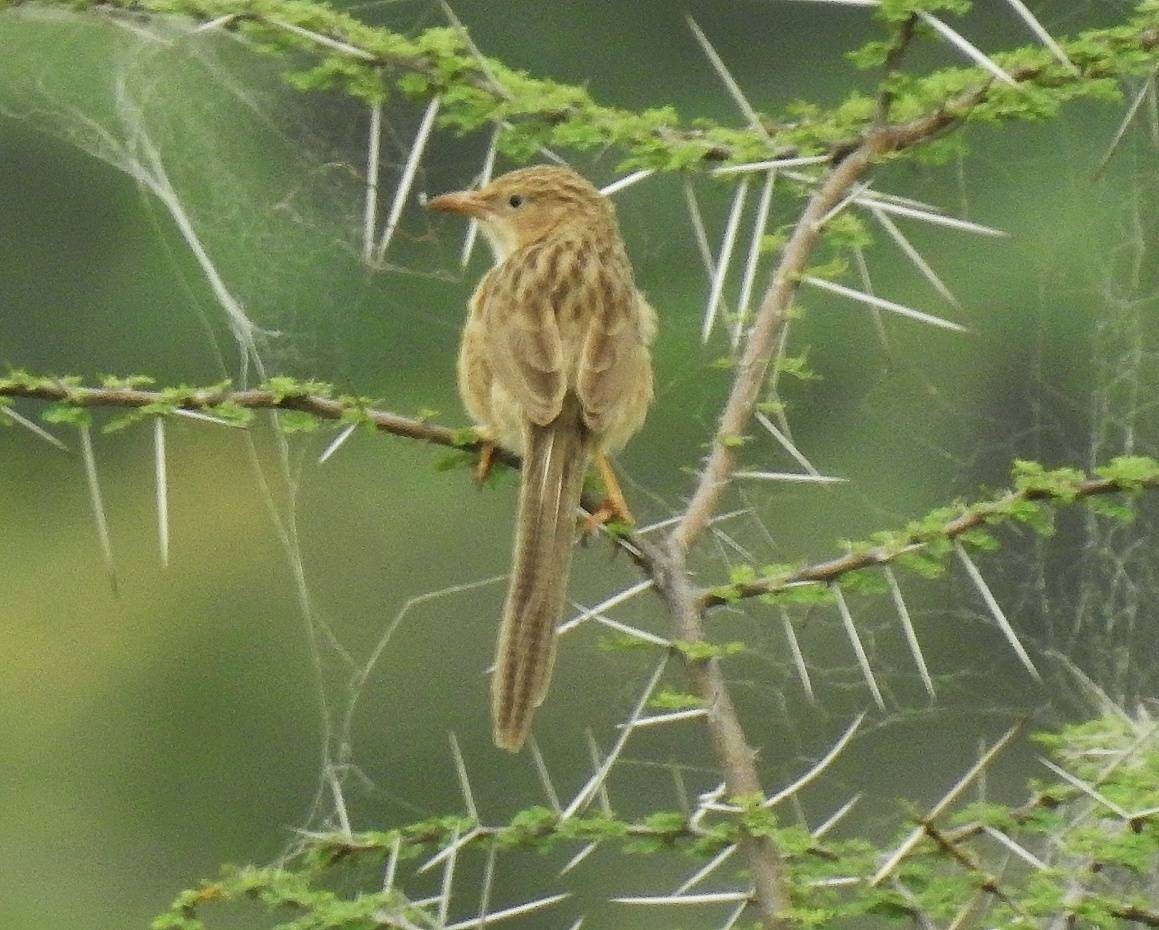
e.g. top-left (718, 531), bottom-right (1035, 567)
top-left (428, 165), bottom-right (656, 752)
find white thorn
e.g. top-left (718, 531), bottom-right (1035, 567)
top-left (981, 825), bottom-right (1048, 869)
top-left (732, 169), bottom-right (776, 349)
top-left (563, 657), bottom-right (667, 818)
top-left (0, 405), bottom-right (69, 450)
top-left (461, 124), bottom-right (502, 267)
top-left (765, 712), bottom-right (866, 807)
top-left (869, 206), bottom-right (961, 308)
top-left (953, 540), bottom-right (1041, 681)
top-left (559, 841), bottom-right (599, 876)
top-left (918, 13), bottom-right (1018, 86)
top-left (733, 471), bottom-right (845, 484)
top-left (266, 18), bottom-right (377, 60)
top-left (154, 417), bottom-right (169, 568)
top-left (600, 169), bottom-right (655, 196)
top-left (382, 832), bottom-right (401, 893)
top-left (674, 843), bottom-right (738, 894)
top-left (805, 276), bottom-right (968, 333)
top-left (780, 607), bottom-right (815, 702)
top-left (884, 568), bottom-right (935, 699)
top-left (612, 890), bottom-right (753, 905)
top-left (441, 894), bottom-right (570, 929)
top-left (702, 178), bottom-right (750, 343)
top-left (448, 733), bottom-right (478, 821)
top-left (318, 422), bottom-right (357, 464)
top-left (812, 794), bottom-right (862, 838)
top-left (855, 195), bottom-right (1009, 237)
top-left (373, 96), bottom-right (441, 266)
top-left (1001, 0), bottom-right (1078, 73)
top-left (528, 736), bottom-right (561, 813)
top-left (755, 411), bottom-right (821, 476)
top-left (362, 98), bottom-right (383, 264)
top-left (832, 588), bottom-right (885, 710)
top-left (80, 424), bottom-right (117, 593)
top-left (1039, 757), bottom-right (1129, 818)
top-left (617, 707), bottom-right (709, 729)
top-left (686, 16), bottom-right (767, 132)
top-left (871, 723), bottom-right (1021, 885)
top-left (557, 580), bottom-right (654, 635)
top-left (194, 13), bottom-right (236, 32)
top-left (712, 155), bottom-right (828, 176)
top-left (172, 408), bottom-right (247, 428)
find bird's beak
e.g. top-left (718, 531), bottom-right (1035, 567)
top-left (427, 190), bottom-right (490, 219)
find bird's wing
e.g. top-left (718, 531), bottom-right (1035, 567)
top-left (479, 246), bottom-right (567, 426)
top-left (576, 253), bottom-right (649, 433)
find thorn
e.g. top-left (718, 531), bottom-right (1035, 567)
top-left (1001, 0), bottom-right (1078, 73)
top-left (884, 568), bottom-right (935, 699)
top-left (832, 588), bottom-right (884, 710)
top-left (373, 96), bottom-right (441, 266)
top-left (362, 98), bottom-right (383, 265)
top-left (870, 722), bottom-right (1022, 885)
top-left (319, 422), bottom-right (358, 464)
top-left (448, 733), bottom-right (479, 821)
top-left (780, 607), bottom-right (815, 702)
top-left (440, 893), bottom-right (570, 929)
top-left (528, 736), bottom-right (561, 813)
top-left (599, 169), bottom-right (655, 196)
top-left (79, 425), bottom-right (117, 595)
top-left (868, 206), bottom-right (961, 308)
top-left (805, 276), bottom-right (968, 333)
top-left (563, 658), bottom-right (667, 818)
top-left (154, 417), bottom-right (169, 568)
top-left (461, 124), bottom-right (502, 267)
top-left (732, 169), bottom-right (777, 350)
top-left (0, 405), bottom-right (69, 450)
top-left (764, 712), bottom-right (866, 808)
top-left (917, 13), bottom-right (1018, 86)
top-left (702, 177), bottom-right (750, 343)
top-left (812, 794), bottom-right (861, 838)
top-left (685, 16), bottom-right (767, 133)
top-left (953, 541), bottom-right (1041, 682)
top-left (711, 155), bottom-right (829, 176)
top-left (266, 17), bottom-right (377, 60)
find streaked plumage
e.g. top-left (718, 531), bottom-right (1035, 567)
top-left (430, 165), bottom-right (655, 751)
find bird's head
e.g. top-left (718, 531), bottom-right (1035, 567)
top-left (428, 165), bottom-right (614, 260)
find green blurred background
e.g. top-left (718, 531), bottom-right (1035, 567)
top-left (0, 1), bottom-right (1156, 927)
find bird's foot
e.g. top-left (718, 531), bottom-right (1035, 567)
top-left (582, 451), bottom-right (635, 534)
top-left (474, 440), bottom-right (498, 486)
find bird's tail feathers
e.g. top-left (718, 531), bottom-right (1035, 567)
top-left (492, 398), bottom-right (590, 752)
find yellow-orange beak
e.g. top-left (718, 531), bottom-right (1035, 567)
top-left (427, 190), bottom-right (490, 219)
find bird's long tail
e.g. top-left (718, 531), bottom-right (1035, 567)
top-left (492, 397), bottom-right (591, 752)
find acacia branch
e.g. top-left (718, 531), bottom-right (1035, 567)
top-left (0, 378), bottom-right (665, 575)
top-left (699, 473), bottom-right (1159, 611)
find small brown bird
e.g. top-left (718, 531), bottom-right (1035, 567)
top-left (429, 166), bottom-right (656, 751)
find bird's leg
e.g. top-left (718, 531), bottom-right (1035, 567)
top-left (474, 439), bottom-right (498, 486)
top-left (583, 450), bottom-right (635, 532)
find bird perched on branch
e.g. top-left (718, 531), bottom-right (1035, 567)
top-left (429, 165), bottom-right (656, 751)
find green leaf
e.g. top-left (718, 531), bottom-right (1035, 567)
top-left (672, 639), bottom-right (746, 661)
top-left (277, 410), bottom-right (321, 433)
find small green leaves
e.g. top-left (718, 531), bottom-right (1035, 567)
top-left (277, 410), bottom-right (321, 433)
top-left (672, 639), bottom-right (746, 661)
top-left (1097, 454), bottom-right (1159, 490)
top-left (648, 688), bottom-right (705, 711)
top-left (42, 403), bottom-right (92, 428)
top-left (449, 427), bottom-right (482, 448)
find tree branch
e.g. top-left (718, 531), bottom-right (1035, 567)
top-left (700, 471), bottom-right (1159, 610)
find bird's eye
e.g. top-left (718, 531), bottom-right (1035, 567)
top-left (508, 194), bottom-right (524, 208)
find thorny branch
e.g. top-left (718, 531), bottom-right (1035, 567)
top-left (4, 5), bottom-right (1159, 928)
